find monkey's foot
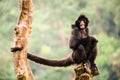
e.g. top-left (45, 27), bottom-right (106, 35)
top-left (91, 65), bottom-right (99, 76)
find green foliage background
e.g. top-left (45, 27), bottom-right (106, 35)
top-left (0, 0), bottom-right (120, 80)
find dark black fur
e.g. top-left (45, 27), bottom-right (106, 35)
top-left (69, 27), bottom-right (98, 64)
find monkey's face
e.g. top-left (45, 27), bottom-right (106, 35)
top-left (79, 21), bottom-right (85, 29)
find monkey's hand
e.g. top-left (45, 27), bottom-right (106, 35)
top-left (69, 27), bottom-right (80, 49)
top-left (11, 47), bottom-right (23, 52)
top-left (72, 27), bottom-right (79, 36)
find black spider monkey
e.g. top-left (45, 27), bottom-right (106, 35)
top-left (11, 14), bottom-right (98, 74)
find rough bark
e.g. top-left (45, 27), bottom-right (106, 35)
top-left (12, 0), bottom-right (34, 80)
top-left (74, 62), bottom-right (93, 80)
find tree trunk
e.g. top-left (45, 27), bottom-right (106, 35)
top-left (12, 0), bottom-right (34, 80)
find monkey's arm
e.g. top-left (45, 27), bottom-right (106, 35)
top-left (27, 53), bottom-right (74, 67)
top-left (85, 28), bottom-right (90, 36)
top-left (69, 28), bottom-right (81, 49)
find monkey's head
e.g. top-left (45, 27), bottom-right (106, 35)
top-left (72, 14), bottom-right (89, 30)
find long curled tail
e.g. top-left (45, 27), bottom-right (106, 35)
top-left (27, 53), bottom-right (74, 67)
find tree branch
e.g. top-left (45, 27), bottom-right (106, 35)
top-left (12, 0), bottom-right (34, 80)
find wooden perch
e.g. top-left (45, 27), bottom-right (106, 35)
top-left (74, 61), bottom-right (93, 80)
top-left (12, 0), bottom-right (34, 80)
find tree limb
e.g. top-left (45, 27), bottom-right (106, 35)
top-left (12, 0), bottom-right (34, 80)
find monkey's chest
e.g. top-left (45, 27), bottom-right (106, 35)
top-left (80, 39), bottom-right (93, 53)
top-left (79, 30), bottom-right (88, 39)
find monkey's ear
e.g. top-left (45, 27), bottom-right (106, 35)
top-left (71, 24), bottom-right (75, 29)
top-left (71, 24), bottom-right (79, 30)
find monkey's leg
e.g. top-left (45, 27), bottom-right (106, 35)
top-left (72, 45), bottom-right (86, 64)
top-left (89, 46), bottom-right (99, 76)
